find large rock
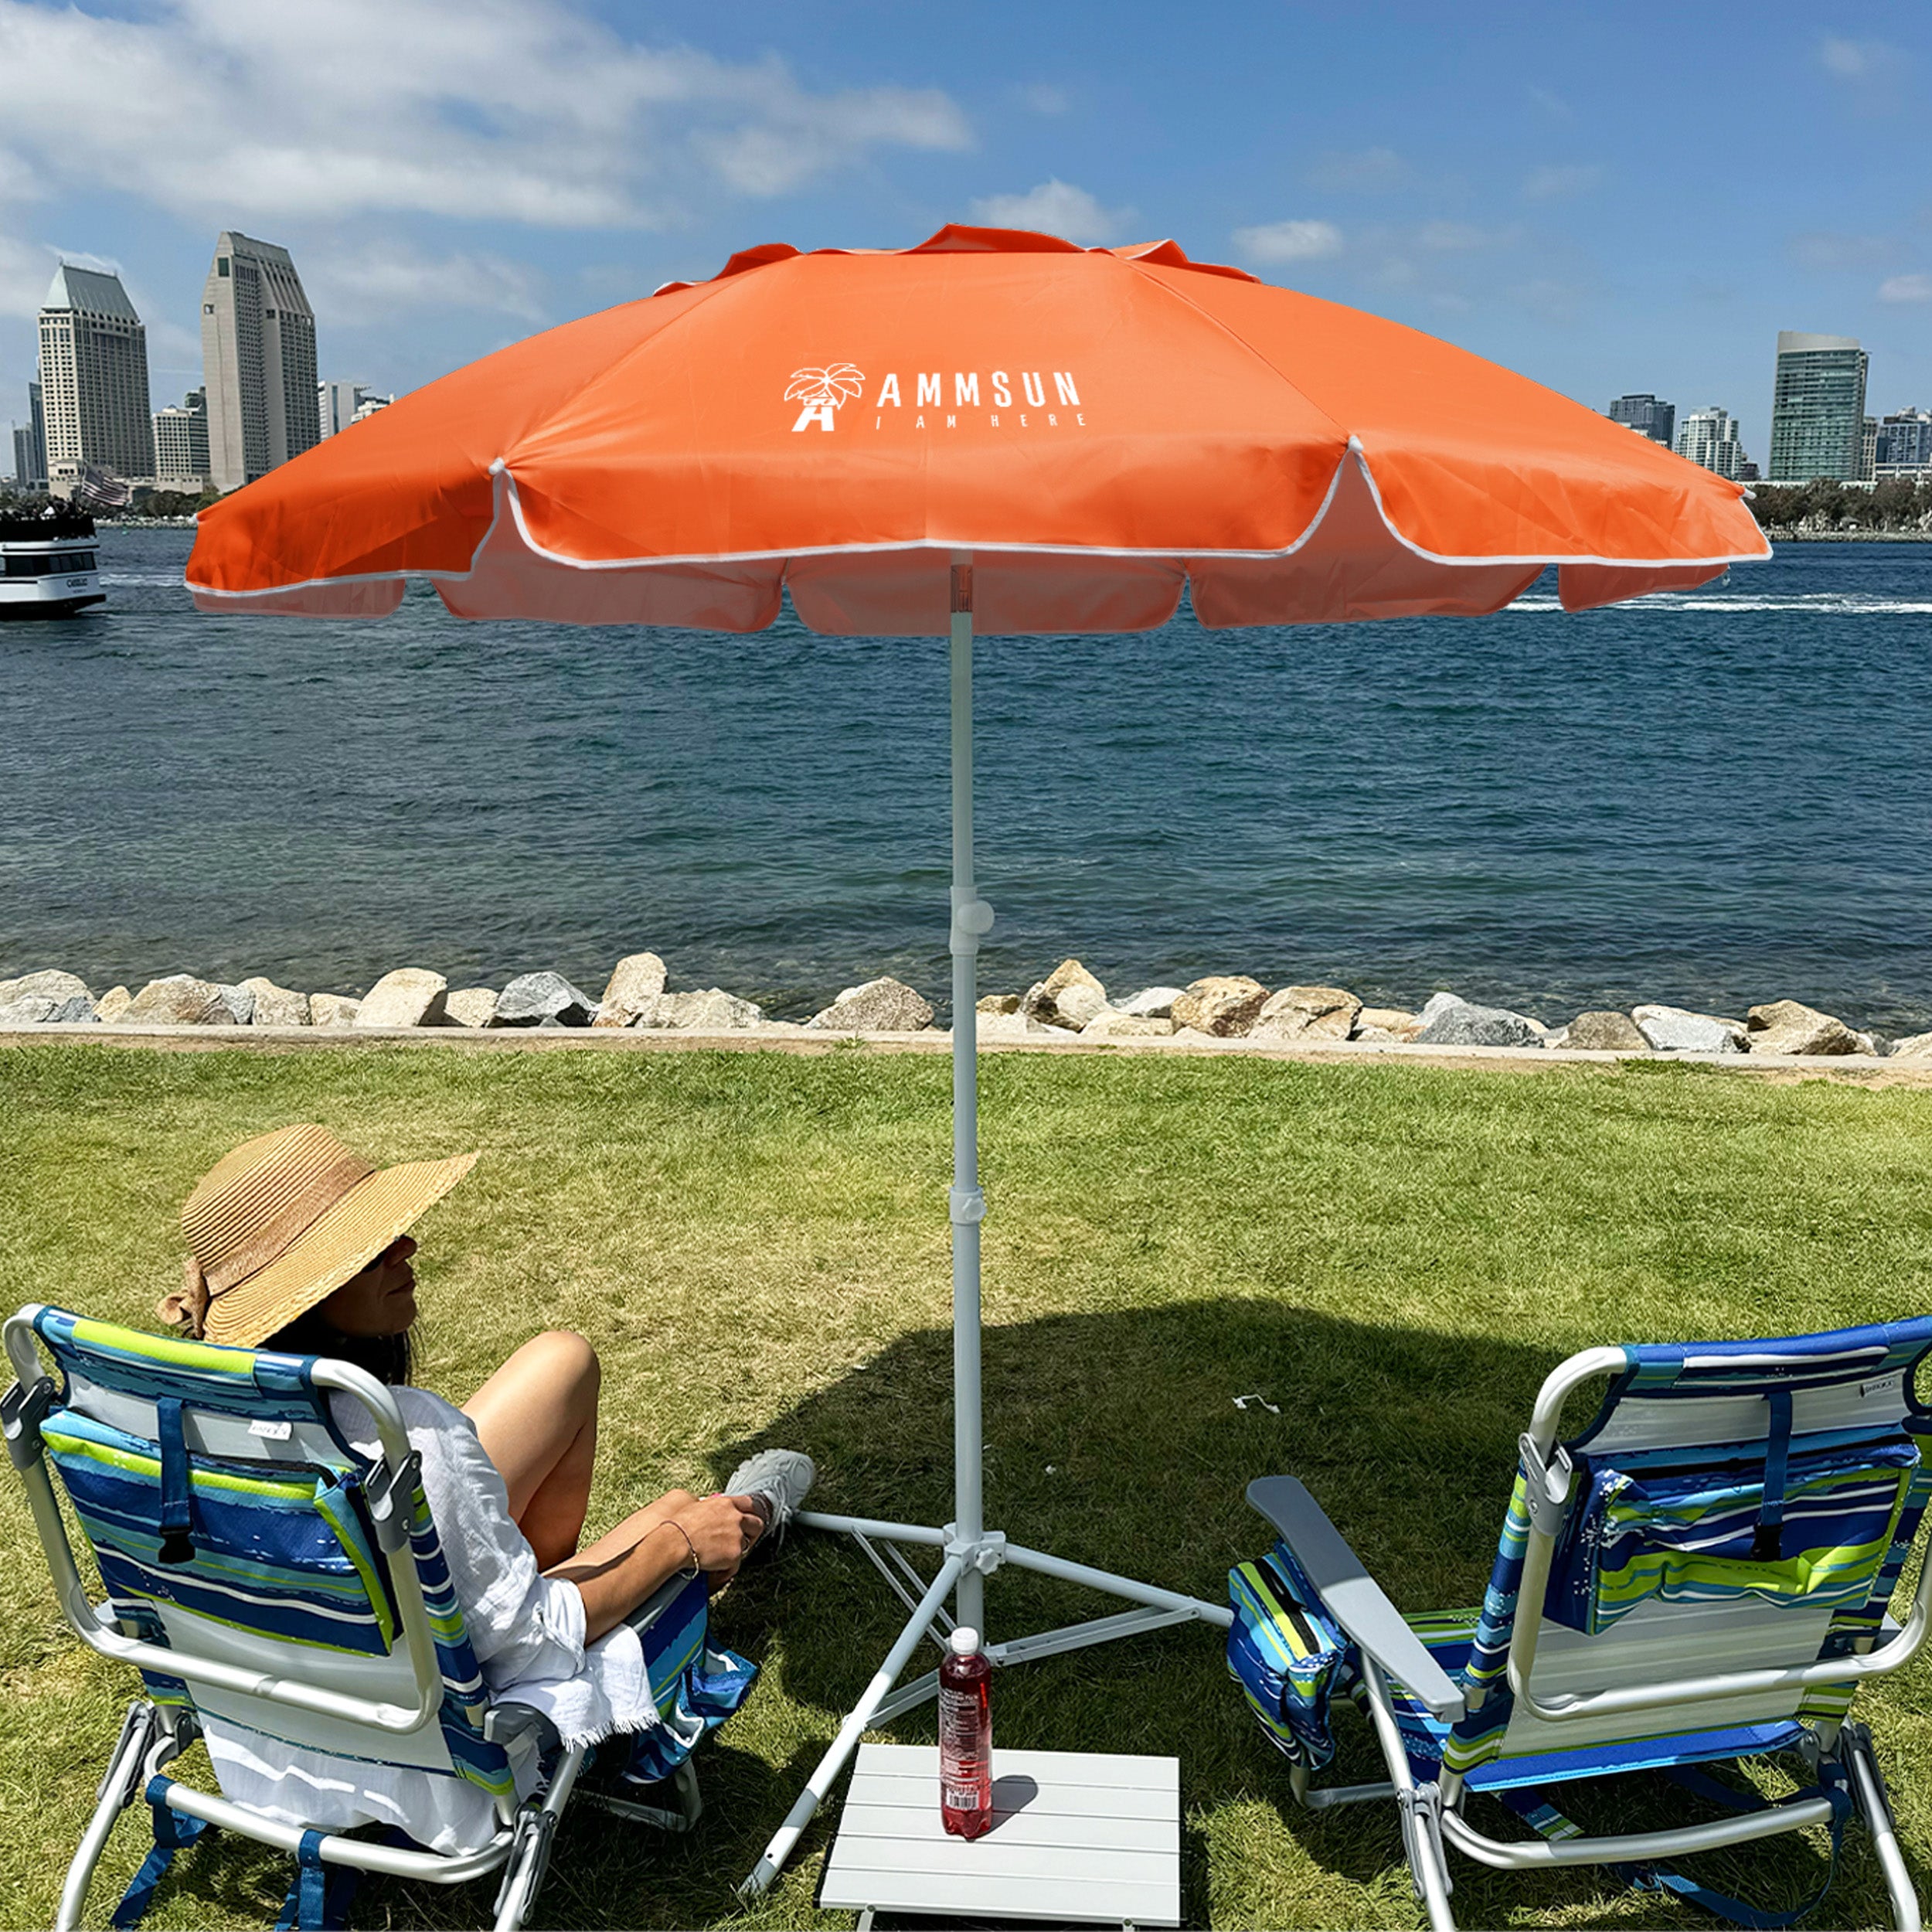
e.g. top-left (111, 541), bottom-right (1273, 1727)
top-left (632, 988), bottom-right (764, 1030)
top-left (1352, 1005), bottom-right (1423, 1043)
top-left (1417, 992), bottom-right (1464, 1025)
top-left (1563, 1010), bottom-right (1651, 1053)
top-left (127, 975), bottom-right (233, 1025)
top-left (808, 976), bottom-right (935, 1032)
top-left (215, 983), bottom-right (255, 1025)
top-left (594, 952), bottom-right (668, 1029)
top-left (1633, 1004), bottom-right (1747, 1054)
top-left (1251, 985), bottom-right (1360, 1042)
top-left (1083, 1009), bottom-right (1176, 1039)
top-left (976, 993), bottom-right (1022, 1015)
top-left (0, 968), bottom-right (96, 1023)
top-left (1892, 1030), bottom-right (1932, 1059)
top-left (355, 968), bottom-right (449, 1029)
top-left (240, 975), bottom-right (309, 1027)
top-left (977, 1009), bottom-right (1059, 1039)
top-left (1171, 975), bottom-right (1269, 1037)
top-left (309, 992), bottom-right (362, 1026)
top-left (1746, 1000), bottom-right (1862, 1056)
top-left (444, 988), bottom-right (498, 1029)
top-left (492, 971), bottom-right (597, 1029)
top-left (1415, 1002), bottom-right (1545, 1049)
top-left (1118, 985), bottom-right (1185, 1019)
top-left (96, 985), bottom-right (131, 1022)
top-left (1022, 958), bottom-right (1107, 1032)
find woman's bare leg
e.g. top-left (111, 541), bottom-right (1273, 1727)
top-left (464, 1329), bottom-right (601, 1568)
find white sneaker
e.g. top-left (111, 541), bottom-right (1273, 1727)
top-left (723, 1447), bottom-right (816, 1549)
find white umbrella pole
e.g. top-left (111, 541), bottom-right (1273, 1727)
top-left (743, 553), bottom-right (1233, 1900)
top-left (947, 553), bottom-right (990, 1640)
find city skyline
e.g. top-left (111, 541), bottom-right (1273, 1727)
top-left (0, 1), bottom-right (1928, 468)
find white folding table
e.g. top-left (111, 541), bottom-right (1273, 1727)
top-left (818, 1743), bottom-right (1182, 1930)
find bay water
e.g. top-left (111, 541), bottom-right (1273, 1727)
top-left (2, 528), bottom-right (1927, 1033)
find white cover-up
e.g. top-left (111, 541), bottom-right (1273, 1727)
top-left (202, 1386), bottom-right (659, 1855)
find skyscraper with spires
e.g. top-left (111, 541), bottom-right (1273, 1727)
top-left (200, 232), bottom-right (320, 492)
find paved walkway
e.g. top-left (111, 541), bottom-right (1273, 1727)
top-left (5, 1022), bottom-right (1930, 1085)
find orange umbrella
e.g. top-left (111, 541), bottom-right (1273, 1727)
top-left (186, 226), bottom-right (1770, 1897)
top-left (188, 223), bottom-right (1764, 630)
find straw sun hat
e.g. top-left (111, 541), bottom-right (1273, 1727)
top-left (161, 1124), bottom-right (477, 1349)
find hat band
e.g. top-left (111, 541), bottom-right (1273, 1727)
top-left (200, 1148), bottom-right (376, 1294)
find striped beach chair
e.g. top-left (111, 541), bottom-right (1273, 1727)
top-left (3, 1305), bottom-right (751, 1931)
top-left (1230, 1318), bottom-right (1932, 1930)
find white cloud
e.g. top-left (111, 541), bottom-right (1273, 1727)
top-left (1879, 273), bottom-right (1932, 304)
top-left (1308, 147), bottom-right (1406, 192)
top-left (1522, 164), bottom-right (1602, 202)
top-left (1015, 83), bottom-right (1069, 114)
top-left (1233, 219), bottom-right (1343, 265)
top-left (0, 231), bottom-right (48, 320)
top-left (1417, 221), bottom-right (1516, 252)
top-left (1527, 85), bottom-right (1573, 121)
top-left (1790, 230), bottom-right (1894, 270)
top-left (968, 180), bottom-right (1131, 243)
top-left (1818, 36), bottom-right (1894, 79)
top-left (305, 244), bottom-right (547, 324)
top-left (0, 0), bottom-right (972, 228)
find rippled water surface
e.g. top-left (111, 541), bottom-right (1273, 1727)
top-left (2, 529), bottom-right (1928, 1031)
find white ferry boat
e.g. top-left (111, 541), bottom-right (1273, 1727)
top-left (0, 509), bottom-right (104, 619)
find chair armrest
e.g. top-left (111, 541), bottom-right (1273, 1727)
top-left (1246, 1476), bottom-right (1465, 1722)
top-left (624, 1573), bottom-right (696, 1638)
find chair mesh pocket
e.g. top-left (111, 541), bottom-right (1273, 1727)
top-left (1227, 1543), bottom-right (1355, 1770)
top-left (1549, 1441), bottom-right (1920, 1634)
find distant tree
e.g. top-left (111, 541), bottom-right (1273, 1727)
top-left (1747, 485), bottom-right (1802, 528)
top-left (1871, 478), bottom-right (1917, 529)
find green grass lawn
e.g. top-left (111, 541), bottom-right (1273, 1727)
top-left (4, 1042), bottom-right (1930, 1930)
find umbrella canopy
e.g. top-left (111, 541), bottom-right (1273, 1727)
top-left (187, 225), bottom-right (1765, 631)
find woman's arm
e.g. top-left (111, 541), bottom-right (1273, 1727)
top-left (549, 1492), bottom-right (766, 1642)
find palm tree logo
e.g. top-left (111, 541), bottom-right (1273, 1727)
top-left (787, 362), bottom-right (866, 431)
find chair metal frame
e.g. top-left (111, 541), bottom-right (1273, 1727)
top-left (3, 1306), bottom-right (699, 1932)
top-left (1249, 1340), bottom-right (1930, 1932)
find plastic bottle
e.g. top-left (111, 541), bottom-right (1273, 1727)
top-left (938, 1624), bottom-right (992, 1838)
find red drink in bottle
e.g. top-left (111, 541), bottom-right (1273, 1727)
top-left (938, 1626), bottom-right (992, 1838)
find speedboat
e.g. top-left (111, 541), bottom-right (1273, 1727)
top-left (0, 507), bottom-right (104, 619)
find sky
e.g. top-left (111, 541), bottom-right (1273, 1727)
top-left (1, 0), bottom-right (1927, 465)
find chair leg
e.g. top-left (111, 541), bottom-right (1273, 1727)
top-left (583, 1757), bottom-right (702, 1834)
top-left (1843, 1723), bottom-right (1923, 1932)
top-left (1399, 1784), bottom-right (1458, 1932)
top-left (492, 1743), bottom-right (585, 1932)
top-left (56, 1701), bottom-right (165, 1932)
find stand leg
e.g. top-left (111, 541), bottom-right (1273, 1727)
top-left (740, 1552), bottom-right (966, 1896)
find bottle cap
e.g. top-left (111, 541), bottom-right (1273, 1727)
top-left (948, 1626), bottom-right (980, 1655)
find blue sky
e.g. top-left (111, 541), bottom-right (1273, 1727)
top-left (2, 0), bottom-right (1927, 465)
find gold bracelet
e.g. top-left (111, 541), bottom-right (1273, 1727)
top-left (663, 1519), bottom-right (701, 1580)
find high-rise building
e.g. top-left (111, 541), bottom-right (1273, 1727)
top-left (38, 264), bottom-right (153, 498)
top-left (1607, 393), bottom-right (1676, 446)
top-left (1767, 332), bottom-right (1868, 482)
top-left (1675, 406), bottom-right (1750, 481)
top-left (201, 232), bottom-right (320, 492)
top-left (152, 388), bottom-right (212, 491)
top-left (12, 378), bottom-right (49, 490)
top-left (1875, 407), bottom-right (1932, 478)
top-left (317, 379), bottom-right (393, 438)
top-left (1861, 417), bottom-right (1879, 483)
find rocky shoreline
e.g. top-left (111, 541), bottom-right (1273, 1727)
top-left (2, 956), bottom-right (1927, 1062)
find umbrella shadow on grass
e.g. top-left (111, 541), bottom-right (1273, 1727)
top-left (702, 1298), bottom-right (1899, 1931)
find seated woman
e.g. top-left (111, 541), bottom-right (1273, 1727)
top-left (158, 1121), bottom-right (815, 1853)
